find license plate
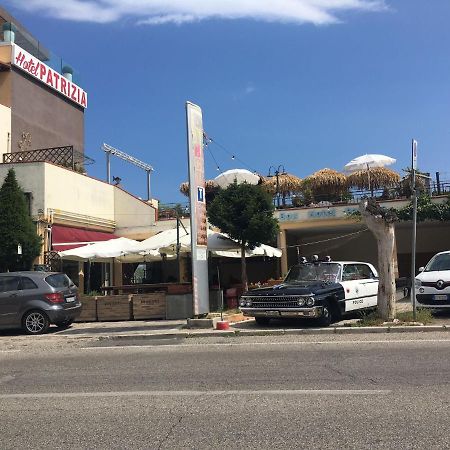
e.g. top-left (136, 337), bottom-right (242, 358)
top-left (66, 296), bottom-right (76, 303)
top-left (434, 295), bottom-right (447, 301)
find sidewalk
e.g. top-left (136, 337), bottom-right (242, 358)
top-left (1, 298), bottom-right (449, 343)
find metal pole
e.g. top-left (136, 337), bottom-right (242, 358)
top-left (106, 152), bottom-right (111, 183)
top-left (436, 172), bottom-right (441, 195)
top-left (411, 139), bottom-right (418, 321)
top-left (217, 265), bottom-right (223, 321)
top-left (176, 212), bottom-right (181, 282)
top-left (276, 170), bottom-right (280, 208)
top-left (146, 170), bottom-right (151, 200)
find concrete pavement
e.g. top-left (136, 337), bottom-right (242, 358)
top-left (1, 333), bottom-right (450, 449)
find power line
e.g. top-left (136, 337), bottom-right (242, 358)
top-left (285, 228), bottom-right (369, 249)
top-left (203, 132), bottom-right (259, 174)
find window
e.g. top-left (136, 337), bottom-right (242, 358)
top-left (342, 264), bottom-right (375, 281)
top-left (0, 277), bottom-right (21, 293)
top-left (20, 277), bottom-right (38, 290)
top-left (426, 253), bottom-right (450, 272)
top-left (355, 264), bottom-right (375, 280)
top-left (45, 273), bottom-right (73, 288)
top-left (342, 265), bottom-right (362, 281)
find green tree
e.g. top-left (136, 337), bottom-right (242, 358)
top-left (207, 182), bottom-right (279, 290)
top-left (0, 169), bottom-right (41, 272)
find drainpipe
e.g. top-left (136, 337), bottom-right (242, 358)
top-left (2, 22), bottom-right (16, 43)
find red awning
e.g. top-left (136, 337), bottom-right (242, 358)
top-left (52, 225), bottom-right (118, 252)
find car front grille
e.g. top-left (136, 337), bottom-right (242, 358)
top-left (242, 296), bottom-right (305, 308)
top-left (422, 281), bottom-right (450, 290)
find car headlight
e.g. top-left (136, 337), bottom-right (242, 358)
top-left (239, 300), bottom-right (246, 307)
top-left (298, 297), bottom-right (306, 306)
top-left (414, 279), bottom-right (422, 287)
top-left (246, 300), bottom-right (252, 307)
top-left (306, 297), bottom-right (315, 307)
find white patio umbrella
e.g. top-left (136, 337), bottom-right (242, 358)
top-left (213, 244), bottom-right (282, 259)
top-left (344, 154), bottom-right (396, 172)
top-left (344, 154), bottom-right (396, 195)
top-left (214, 169), bottom-right (260, 188)
top-left (59, 237), bottom-right (144, 261)
top-left (128, 227), bottom-right (281, 258)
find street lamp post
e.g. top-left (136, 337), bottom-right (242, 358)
top-left (268, 165), bottom-right (286, 208)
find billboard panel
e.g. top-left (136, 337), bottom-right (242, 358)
top-left (186, 102), bottom-right (209, 315)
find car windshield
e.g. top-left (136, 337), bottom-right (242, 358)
top-left (284, 263), bottom-right (341, 283)
top-left (425, 253), bottom-right (450, 272)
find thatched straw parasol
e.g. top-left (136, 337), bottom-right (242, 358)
top-left (179, 180), bottom-right (218, 196)
top-left (261, 173), bottom-right (303, 206)
top-left (304, 169), bottom-right (347, 190)
top-left (347, 167), bottom-right (400, 191)
top-left (262, 173), bottom-right (302, 194)
top-left (303, 168), bottom-right (348, 203)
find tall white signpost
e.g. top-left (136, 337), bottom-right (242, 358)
top-left (186, 102), bottom-right (209, 315)
top-left (411, 139), bottom-right (418, 321)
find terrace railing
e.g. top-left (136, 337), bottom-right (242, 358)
top-left (2, 146), bottom-right (94, 171)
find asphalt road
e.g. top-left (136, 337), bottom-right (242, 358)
top-left (1, 333), bottom-right (450, 449)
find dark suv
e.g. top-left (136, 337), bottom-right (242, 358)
top-left (0, 271), bottom-right (82, 334)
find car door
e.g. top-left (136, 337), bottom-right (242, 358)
top-left (341, 264), bottom-right (369, 312)
top-left (355, 264), bottom-right (378, 308)
top-left (0, 276), bottom-right (22, 325)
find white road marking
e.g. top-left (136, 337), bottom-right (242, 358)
top-left (0, 389), bottom-right (391, 400)
top-left (80, 339), bottom-right (450, 351)
top-left (0, 375), bottom-right (15, 384)
top-left (0, 350), bottom-right (20, 353)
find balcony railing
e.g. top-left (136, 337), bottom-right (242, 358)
top-left (2, 146), bottom-right (94, 172)
top-left (274, 181), bottom-right (450, 210)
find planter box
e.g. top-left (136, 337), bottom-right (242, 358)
top-left (166, 283), bottom-right (192, 295)
top-left (132, 292), bottom-right (166, 320)
top-left (97, 295), bottom-right (132, 321)
top-left (76, 296), bottom-right (97, 322)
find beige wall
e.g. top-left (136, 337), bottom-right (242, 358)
top-left (0, 162), bottom-right (157, 237)
top-left (44, 164), bottom-right (115, 223)
top-left (0, 162), bottom-right (45, 216)
top-left (114, 187), bottom-right (157, 239)
top-left (0, 103), bottom-right (11, 161)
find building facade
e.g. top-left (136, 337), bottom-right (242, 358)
top-left (0, 8), bottom-right (158, 291)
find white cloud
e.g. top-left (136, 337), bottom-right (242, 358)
top-left (9, 0), bottom-right (388, 25)
top-left (245, 84), bottom-right (256, 95)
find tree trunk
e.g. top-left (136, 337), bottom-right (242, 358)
top-left (241, 242), bottom-right (248, 292)
top-left (359, 199), bottom-right (396, 320)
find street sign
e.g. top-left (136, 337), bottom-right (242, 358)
top-left (17, 244), bottom-right (22, 255)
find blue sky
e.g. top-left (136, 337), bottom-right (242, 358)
top-left (5, 0), bottom-right (450, 203)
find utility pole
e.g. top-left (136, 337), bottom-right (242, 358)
top-left (411, 139), bottom-right (418, 322)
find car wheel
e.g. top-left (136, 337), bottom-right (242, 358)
top-left (255, 317), bottom-right (271, 326)
top-left (22, 310), bottom-right (50, 335)
top-left (318, 300), bottom-right (336, 327)
top-left (54, 319), bottom-right (74, 329)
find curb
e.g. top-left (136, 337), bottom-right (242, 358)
top-left (6, 324), bottom-right (447, 342)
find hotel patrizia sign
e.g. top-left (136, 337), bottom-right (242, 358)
top-left (12, 44), bottom-right (88, 109)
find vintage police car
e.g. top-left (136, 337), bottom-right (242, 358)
top-left (240, 257), bottom-right (379, 326)
top-left (415, 250), bottom-right (450, 309)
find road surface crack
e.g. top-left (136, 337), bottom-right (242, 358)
top-left (157, 414), bottom-right (183, 450)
